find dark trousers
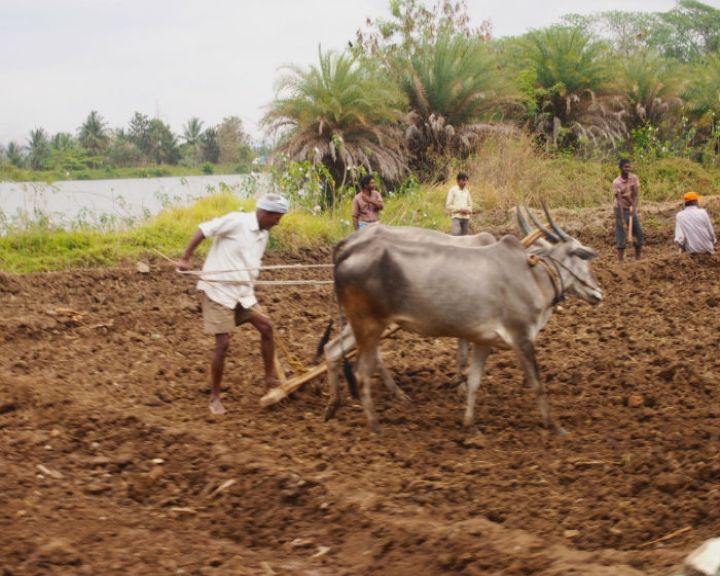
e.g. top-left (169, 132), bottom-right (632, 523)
top-left (451, 218), bottom-right (469, 236)
top-left (614, 207), bottom-right (643, 249)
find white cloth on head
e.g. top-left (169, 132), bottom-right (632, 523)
top-left (196, 211), bottom-right (269, 309)
top-left (257, 194), bottom-right (289, 214)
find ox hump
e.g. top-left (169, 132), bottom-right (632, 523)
top-left (498, 234), bottom-right (525, 250)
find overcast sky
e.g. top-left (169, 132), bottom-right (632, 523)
top-left (0, 0), bottom-right (686, 146)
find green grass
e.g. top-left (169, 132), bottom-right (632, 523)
top-left (0, 163), bottom-right (258, 183)
top-left (0, 187), bottom-right (452, 272)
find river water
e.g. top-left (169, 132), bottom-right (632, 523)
top-left (0, 173), bottom-right (271, 232)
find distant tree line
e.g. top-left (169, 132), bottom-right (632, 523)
top-left (0, 112), bottom-right (258, 174)
top-left (263, 0), bottom-right (720, 187)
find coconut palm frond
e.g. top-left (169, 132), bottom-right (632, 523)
top-left (263, 48), bottom-right (410, 185)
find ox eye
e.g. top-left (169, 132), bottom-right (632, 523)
top-left (572, 248), bottom-right (597, 260)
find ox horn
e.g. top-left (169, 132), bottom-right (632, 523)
top-left (516, 205), bottom-right (533, 236)
top-left (525, 205), bottom-right (559, 243)
top-left (540, 199), bottom-right (570, 242)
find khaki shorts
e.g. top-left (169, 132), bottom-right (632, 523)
top-left (200, 292), bottom-right (266, 335)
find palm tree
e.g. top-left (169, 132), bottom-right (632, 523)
top-left (396, 33), bottom-right (517, 178)
top-left (618, 51), bottom-right (684, 132)
top-left (4, 142), bottom-right (25, 168)
top-left (182, 117), bottom-right (204, 145)
top-left (51, 132), bottom-right (76, 151)
top-left (521, 26), bottom-right (624, 148)
top-left (27, 128), bottom-right (51, 170)
top-left (78, 110), bottom-right (109, 157)
top-left (200, 127), bottom-right (220, 164)
top-left (683, 53), bottom-right (720, 155)
top-left (263, 48), bottom-right (409, 191)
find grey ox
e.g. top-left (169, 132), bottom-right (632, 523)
top-left (324, 208), bottom-right (603, 434)
top-left (320, 225), bottom-right (497, 403)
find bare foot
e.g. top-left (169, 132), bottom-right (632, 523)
top-left (264, 376), bottom-right (281, 393)
top-left (209, 396), bottom-right (226, 415)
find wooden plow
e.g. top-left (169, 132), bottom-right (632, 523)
top-left (260, 325), bottom-right (401, 408)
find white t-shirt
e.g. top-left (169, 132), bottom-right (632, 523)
top-left (445, 185), bottom-right (472, 219)
top-left (675, 205), bottom-right (716, 254)
top-left (196, 211), bottom-right (269, 309)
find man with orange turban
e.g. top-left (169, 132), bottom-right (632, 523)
top-left (675, 191), bottom-right (716, 254)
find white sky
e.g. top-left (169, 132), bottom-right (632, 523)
top-left (0, 0), bottom-right (689, 146)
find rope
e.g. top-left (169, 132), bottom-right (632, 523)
top-left (152, 248), bottom-right (334, 287)
top-left (152, 248), bottom-right (333, 273)
top-left (187, 276), bottom-right (334, 286)
top-left (275, 337), bottom-right (308, 373)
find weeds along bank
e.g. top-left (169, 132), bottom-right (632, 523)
top-left (2, 147), bottom-right (720, 274)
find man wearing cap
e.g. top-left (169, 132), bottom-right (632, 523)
top-left (177, 194), bottom-right (289, 415)
top-left (613, 158), bottom-right (644, 261)
top-left (675, 191), bottom-right (716, 254)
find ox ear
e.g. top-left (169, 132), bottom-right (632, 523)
top-left (571, 247), bottom-right (598, 260)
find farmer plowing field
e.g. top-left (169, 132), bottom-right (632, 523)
top-left (176, 194), bottom-right (290, 415)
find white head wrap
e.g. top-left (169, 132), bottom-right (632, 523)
top-left (256, 193), bottom-right (289, 214)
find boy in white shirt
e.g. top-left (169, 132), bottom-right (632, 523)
top-left (445, 172), bottom-right (473, 236)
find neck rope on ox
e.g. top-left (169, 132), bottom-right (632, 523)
top-left (529, 253), bottom-right (598, 307)
top-left (535, 252), bottom-right (600, 306)
top-left (528, 254), bottom-right (565, 306)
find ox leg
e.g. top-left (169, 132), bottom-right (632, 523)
top-left (323, 324), bottom-right (356, 421)
top-left (356, 346), bottom-right (381, 432)
top-left (456, 339), bottom-right (470, 396)
top-left (516, 340), bottom-right (566, 435)
top-left (377, 351), bottom-right (410, 402)
top-left (457, 339), bottom-right (469, 371)
top-left (463, 345), bottom-right (490, 428)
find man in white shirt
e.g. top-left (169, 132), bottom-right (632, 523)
top-left (445, 171), bottom-right (473, 236)
top-left (177, 194), bottom-right (289, 415)
top-left (675, 191), bottom-right (716, 254)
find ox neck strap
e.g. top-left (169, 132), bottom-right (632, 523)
top-left (528, 254), bottom-right (565, 306)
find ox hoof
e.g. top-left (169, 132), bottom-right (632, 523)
top-left (323, 404), bottom-right (339, 422)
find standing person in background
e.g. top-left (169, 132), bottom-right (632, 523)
top-left (613, 158), bottom-right (644, 261)
top-left (445, 171), bottom-right (473, 236)
top-left (177, 194), bottom-right (289, 415)
top-left (352, 175), bottom-right (384, 230)
top-left (675, 191), bottom-right (716, 254)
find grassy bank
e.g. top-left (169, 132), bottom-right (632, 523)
top-left (0, 163), bottom-right (258, 183)
top-left (0, 186), bottom-right (449, 273)
top-left (462, 136), bottom-right (720, 212)
top-left (2, 142), bottom-right (719, 273)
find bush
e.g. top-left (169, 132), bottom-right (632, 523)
top-left (201, 162), bottom-right (214, 175)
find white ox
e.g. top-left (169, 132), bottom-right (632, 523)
top-left (324, 208), bottom-right (603, 434)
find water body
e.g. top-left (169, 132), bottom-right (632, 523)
top-left (0, 173), bottom-right (271, 232)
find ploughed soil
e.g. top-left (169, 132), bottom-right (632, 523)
top-left (1, 221), bottom-right (719, 575)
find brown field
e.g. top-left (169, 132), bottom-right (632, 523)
top-left (1, 226), bottom-right (719, 575)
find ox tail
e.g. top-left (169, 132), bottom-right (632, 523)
top-left (343, 357), bottom-right (359, 399)
top-left (314, 320), bottom-right (333, 363)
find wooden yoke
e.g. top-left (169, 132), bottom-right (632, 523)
top-left (521, 229), bottom-right (544, 248)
